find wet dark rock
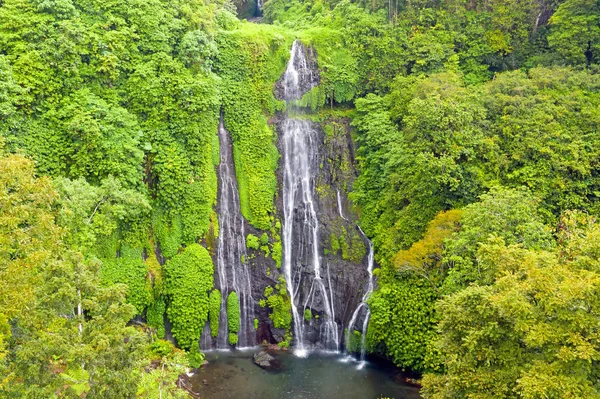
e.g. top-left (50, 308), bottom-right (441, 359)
top-left (253, 350), bottom-right (275, 369)
top-left (271, 327), bottom-right (287, 343)
top-left (272, 115), bottom-right (371, 350)
top-left (266, 343), bottom-right (281, 351)
top-left (305, 330), bottom-right (318, 344)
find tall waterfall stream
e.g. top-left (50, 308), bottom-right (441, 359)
top-left (201, 39), bottom-right (377, 364)
top-left (204, 118), bottom-right (256, 350)
top-left (281, 41), bottom-right (340, 355)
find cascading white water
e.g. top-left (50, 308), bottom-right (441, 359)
top-left (337, 189), bottom-right (348, 221)
top-left (281, 41), bottom-right (339, 356)
top-left (346, 226), bottom-right (374, 364)
top-left (215, 118), bottom-right (256, 349)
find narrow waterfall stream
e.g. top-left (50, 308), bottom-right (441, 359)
top-left (281, 41), bottom-right (339, 355)
top-left (337, 189), bottom-right (348, 221)
top-left (213, 118), bottom-right (255, 349)
top-left (346, 226), bottom-right (375, 366)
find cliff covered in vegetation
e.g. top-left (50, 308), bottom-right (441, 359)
top-left (1, 0), bottom-right (600, 396)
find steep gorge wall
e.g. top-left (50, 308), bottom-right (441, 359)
top-left (203, 38), bottom-right (371, 350)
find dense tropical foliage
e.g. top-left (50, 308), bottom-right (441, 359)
top-left (1, 0), bottom-right (599, 396)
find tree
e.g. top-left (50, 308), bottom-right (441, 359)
top-left (423, 212), bottom-right (600, 398)
top-left (0, 150), bottom-right (62, 392)
top-left (394, 209), bottom-right (463, 288)
top-left (0, 152), bottom-right (61, 321)
top-left (548, 0), bottom-right (600, 65)
top-left (0, 150), bottom-right (147, 398)
top-left (53, 176), bottom-right (150, 254)
top-left (442, 186), bottom-right (554, 292)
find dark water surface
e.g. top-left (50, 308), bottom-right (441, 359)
top-left (189, 350), bottom-right (421, 399)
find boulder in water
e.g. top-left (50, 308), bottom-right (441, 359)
top-left (253, 350), bottom-right (274, 368)
top-left (253, 350), bottom-right (284, 371)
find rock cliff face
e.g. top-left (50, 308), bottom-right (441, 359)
top-left (202, 41), bottom-right (371, 351)
top-left (274, 118), bottom-right (370, 349)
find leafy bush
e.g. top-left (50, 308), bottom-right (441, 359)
top-left (147, 297), bottom-right (167, 339)
top-left (209, 290), bottom-right (221, 338)
top-left (186, 346), bottom-right (206, 369)
top-left (263, 277), bottom-right (292, 330)
top-left (303, 308), bottom-right (312, 322)
top-left (246, 234), bottom-right (259, 250)
top-left (228, 332), bottom-right (238, 346)
top-left (165, 244), bottom-right (214, 350)
top-left (227, 291), bottom-right (240, 335)
top-left (100, 258), bottom-right (151, 315)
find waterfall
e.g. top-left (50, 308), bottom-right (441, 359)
top-left (346, 226), bottom-right (374, 363)
top-left (281, 41), bottom-right (339, 356)
top-left (214, 118), bottom-right (256, 349)
top-left (337, 189), bottom-right (348, 221)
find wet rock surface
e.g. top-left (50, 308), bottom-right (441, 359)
top-left (253, 350), bottom-right (275, 368)
top-left (253, 350), bottom-right (284, 372)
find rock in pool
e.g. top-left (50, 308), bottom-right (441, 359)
top-left (253, 350), bottom-right (282, 371)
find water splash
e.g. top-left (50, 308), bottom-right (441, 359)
top-left (281, 41), bottom-right (339, 355)
top-left (214, 118), bottom-right (256, 349)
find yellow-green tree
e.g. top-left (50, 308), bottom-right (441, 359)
top-left (423, 211), bottom-right (600, 398)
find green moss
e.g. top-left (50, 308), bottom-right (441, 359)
top-left (260, 245), bottom-right (271, 256)
top-left (330, 233), bottom-right (340, 255)
top-left (330, 225), bottom-right (366, 263)
top-left (260, 232), bottom-right (269, 245)
top-left (348, 229), bottom-right (367, 263)
top-left (209, 290), bottom-right (221, 338)
top-left (340, 228), bottom-right (350, 259)
top-left (304, 308), bottom-right (312, 322)
top-left (263, 276), bottom-right (292, 331)
top-left (254, 318), bottom-right (259, 330)
top-left (246, 233), bottom-right (259, 250)
top-left (100, 258), bottom-right (151, 315)
top-left (272, 240), bottom-right (282, 268)
top-left (227, 291), bottom-right (240, 335)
